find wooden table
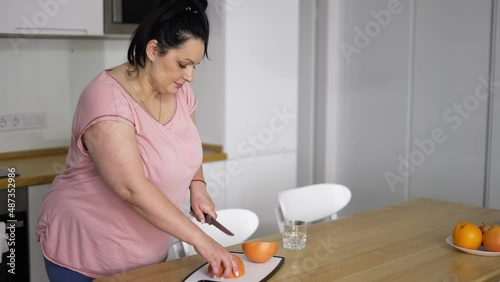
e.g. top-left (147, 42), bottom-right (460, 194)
top-left (95, 198), bottom-right (500, 282)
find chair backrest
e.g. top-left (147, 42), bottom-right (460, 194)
top-left (276, 183), bottom-right (351, 231)
top-left (173, 208), bottom-right (259, 258)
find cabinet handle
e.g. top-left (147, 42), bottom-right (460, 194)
top-left (112, 0), bottom-right (123, 23)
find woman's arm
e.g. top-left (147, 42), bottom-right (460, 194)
top-left (189, 166), bottom-right (217, 222)
top-left (83, 120), bottom-right (237, 277)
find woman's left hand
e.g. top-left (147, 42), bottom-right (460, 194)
top-left (189, 181), bottom-right (216, 223)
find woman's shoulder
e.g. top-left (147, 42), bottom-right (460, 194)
top-left (73, 70), bottom-right (135, 129)
top-left (80, 66), bottom-right (129, 101)
top-left (75, 67), bottom-right (134, 117)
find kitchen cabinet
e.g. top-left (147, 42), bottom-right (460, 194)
top-left (0, 0), bottom-right (103, 36)
top-left (27, 185), bottom-right (50, 282)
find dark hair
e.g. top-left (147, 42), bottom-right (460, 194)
top-left (127, 0), bottom-right (209, 69)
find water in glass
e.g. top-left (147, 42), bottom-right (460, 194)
top-left (283, 231), bottom-right (307, 250)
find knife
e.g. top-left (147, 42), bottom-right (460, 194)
top-left (190, 207), bottom-right (234, 236)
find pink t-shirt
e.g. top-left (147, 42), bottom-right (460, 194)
top-left (36, 70), bottom-right (203, 278)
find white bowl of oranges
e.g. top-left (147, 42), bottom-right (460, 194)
top-left (447, 222), bottom-right (500, 256)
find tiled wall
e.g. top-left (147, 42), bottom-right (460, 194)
top-left (0, 37), bottom-right (129, 153)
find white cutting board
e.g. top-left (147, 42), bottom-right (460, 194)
top-left (183, 252), bottom-right (285, 282)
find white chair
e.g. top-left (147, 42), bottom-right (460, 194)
top-left (173, 208), bottom-right (259, 258)
top-left (275, 183), bottom-right (352, 232)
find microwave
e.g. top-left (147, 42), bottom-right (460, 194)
top-left (104, 0), bottom-right (158, 34)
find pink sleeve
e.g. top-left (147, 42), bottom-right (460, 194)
top-left (73, 80), bottom-right (134, 153)
top-left (181, 83), bottom-right (198, 114)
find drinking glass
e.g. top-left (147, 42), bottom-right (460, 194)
top-left (282, 220), bottom-right (307, 250)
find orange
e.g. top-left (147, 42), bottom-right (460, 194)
top-left (207, 254), bottom-right (245, 278)
top-left (242, 241), bottom-right (278, 263)
top-left (483, 225), bottom-right (500, 252)
top-left (452, 222), bottom-right (482, 250)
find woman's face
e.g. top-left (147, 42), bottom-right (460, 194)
top-left (145, 37), bottom-right (205, 95)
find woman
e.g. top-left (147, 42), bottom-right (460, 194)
top-left (36, 1), bottom-right (238, 281)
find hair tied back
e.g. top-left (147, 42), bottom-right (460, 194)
top-left (183, 6), bottom-right (198, 13)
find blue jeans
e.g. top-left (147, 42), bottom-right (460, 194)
top-left (44, 257), bottom-right (94, 282)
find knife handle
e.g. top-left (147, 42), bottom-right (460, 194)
top-left (190, 206), bottom-right (210, 222)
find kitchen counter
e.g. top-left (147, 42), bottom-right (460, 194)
top-left (0, 144), bottom-right (227, 190)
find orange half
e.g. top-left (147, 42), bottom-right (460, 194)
top-left (242, 241), bottom-right (278, 263)
top-left (207, 254), bottom-right (245, 278)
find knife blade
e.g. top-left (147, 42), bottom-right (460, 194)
top-left (190, 207), bottom-right (235, 236)
top-left (205, 213), bottom-right (234, 236)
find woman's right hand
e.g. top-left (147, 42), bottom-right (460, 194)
top-left (194, 237), bottom-right (239, 278)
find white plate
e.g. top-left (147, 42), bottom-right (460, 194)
top-left (446, 235), bottom-right (500, 257)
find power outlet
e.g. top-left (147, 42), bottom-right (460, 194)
top-left (0, 112), bottom-right (48, 132)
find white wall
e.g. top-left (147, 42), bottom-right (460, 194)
top-left (189, 4), bottom-right (226, 145)
top-left (408, 0), bottom-right (490, 206)
top-left (297, 0), bottom-right (317, 187)
top-left (0, 37), bottom-right (129, 153)
top-left (317, 0), bottom-right (411, 215)
top-left (206, 0), bottom-right (300, 237)
top-left (490, 0), bottom-right (500, 209)
top-left (224, 0), bottom-right (298, 158)
top-left (312, 0), bottom-right (496, 215)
